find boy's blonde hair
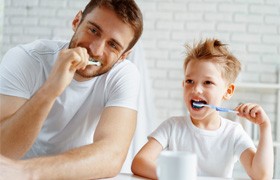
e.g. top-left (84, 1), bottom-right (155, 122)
top-left (184, 39), bottom-right (241, 84)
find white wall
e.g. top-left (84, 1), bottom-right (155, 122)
top-left (0, 0), bottom-right (4, 60)
top-left (138, 0), bottom-right (280, 124)
top-left (2, 0), bottom-right (279, 124)
top-left (2, 0), bottom-right (280, 178)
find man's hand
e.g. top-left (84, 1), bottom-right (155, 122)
top-left (45, 47), bottom-right (89, 98)
top-left (0, 47), bottom-right (89, 159)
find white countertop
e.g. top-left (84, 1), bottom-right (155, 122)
top-left (100, 173), bottom-right (250, 180)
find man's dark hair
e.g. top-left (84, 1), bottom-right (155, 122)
top-left (82, 0), bottom-right (143, 52)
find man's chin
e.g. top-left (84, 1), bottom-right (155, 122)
top-left (75, 64), bottom-right (113, 80)
top-left (75, 70), bottom-right (97, 79)
top-left (76, 68), bottom-right (107, 79)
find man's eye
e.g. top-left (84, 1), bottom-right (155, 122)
top-left (90, 28), bottom-right (97, 34)
top-left (109, 41), bottom-right (117, 49)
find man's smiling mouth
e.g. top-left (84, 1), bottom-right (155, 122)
top-left (88, 57), bottom-right (102, 66)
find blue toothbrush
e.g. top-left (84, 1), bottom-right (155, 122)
top-left (192, 102), bottom-right (238, 113)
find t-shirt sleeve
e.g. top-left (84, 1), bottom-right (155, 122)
top-left (234, 124), bottom-right (256, 159)
top-left (105, 61), bottom-right (140, 111)
top-left (0, 46), bottom-right (40, 99)
top-left (148, 117), bottom-right (174, 150)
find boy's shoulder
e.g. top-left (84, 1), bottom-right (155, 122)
top-left (160, 116), bottom-right (188, 128)
top-left (166, 116), bottom-right (187, 123)
top-left (221, 117), bottom-right (245, 133)
top-left (222, 117), bottom-right (242, 127)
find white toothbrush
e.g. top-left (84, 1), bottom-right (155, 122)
top-left (192, 102), bottom-right (238, 113)
top-left (88, 58), bottom-right (102, 66)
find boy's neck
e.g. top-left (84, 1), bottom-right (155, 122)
top-left (191, 113), bottom-right (221, 130)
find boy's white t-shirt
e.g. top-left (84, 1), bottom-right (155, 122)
top-left (0, 39), bottom-right (140, 159)
top-left (149, 116), bottom-right (256, 178)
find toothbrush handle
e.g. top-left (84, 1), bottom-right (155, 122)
top-left (216, 107), bottom-right (238, 113)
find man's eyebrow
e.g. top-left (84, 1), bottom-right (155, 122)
top-left (88, 21), bottom-right (103, 33)
top-left (88, 21), bottom-right (124, 50)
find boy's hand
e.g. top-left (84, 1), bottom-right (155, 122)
top-left (235, 103), bottom-right (270, 126)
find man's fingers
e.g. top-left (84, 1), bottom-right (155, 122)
top-left (68, 47), bottom-right (89, 70)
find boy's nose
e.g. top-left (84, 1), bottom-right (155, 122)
top-left (192, 84), bottom-right (203, 94)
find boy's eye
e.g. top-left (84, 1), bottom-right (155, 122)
top-left (185, 79), bottom-right (193, 84)
top-left (204, 81), bottom-right (213, 85)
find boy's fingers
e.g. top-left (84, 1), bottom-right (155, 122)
top-left (249, 105), bottom-right (259, 118)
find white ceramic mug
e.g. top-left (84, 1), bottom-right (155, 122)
top-left (156, 151), bottom-right (197, 180)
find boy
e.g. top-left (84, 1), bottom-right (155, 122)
top-left (131, 39), bottom-right (273, 179)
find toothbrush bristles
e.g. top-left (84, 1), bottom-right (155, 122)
top-left (192, 102), bottom-right (204, 108)
top-left (88, 58), bottom-right (101, 66)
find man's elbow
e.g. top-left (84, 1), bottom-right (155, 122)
top-left (109, 160), bottom-right (123, 177)
top-left (106, 151), bottom-right (127, 177)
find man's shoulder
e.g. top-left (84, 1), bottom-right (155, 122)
top-left (111, 60), bottom-right (138, 71)
top-left (19, 39), bottom-right (68, 55)
top-left (106, 60), bottom-right (139, 78)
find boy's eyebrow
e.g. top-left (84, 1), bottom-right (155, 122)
top-left (88, 21), bottom-right (124, 50)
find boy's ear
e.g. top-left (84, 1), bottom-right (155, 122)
top-left (223, 83), bottom-right (235, 100)
top-left (72, 11), bottom-right (83, 32)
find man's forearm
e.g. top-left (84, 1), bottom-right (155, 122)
top-left (21, 140), bottom-right (127, 180)
top-left (20, 106), bottom-right (137, 179)
top-left (0, 84), bottom-right (57, 159)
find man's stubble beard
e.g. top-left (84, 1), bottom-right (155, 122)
top-left (68, 35), bottom-right (107, 79)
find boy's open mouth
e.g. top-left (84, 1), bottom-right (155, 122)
top-left (191, 100), bottom-right (207, 109)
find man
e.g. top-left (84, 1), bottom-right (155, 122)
top-left (0, 0), bottom-right (143, 179)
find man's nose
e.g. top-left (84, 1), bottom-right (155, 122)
top-left (89, 39), bottom-right (105, 57)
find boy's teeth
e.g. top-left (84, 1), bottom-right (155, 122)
top-left (191, 99), bottom-right (207, 109)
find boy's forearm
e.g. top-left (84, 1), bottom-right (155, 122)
top-left (252, 121), bottom-right (274, 179)
top-left (132, 158), bottom-right (158, 180)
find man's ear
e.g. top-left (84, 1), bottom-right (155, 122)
top-left (72, 11), bottom-right (83, 32)
top-left (118, 49), bottom-right (132, 62)
top-left (223, 83), bottom-right (235, 100)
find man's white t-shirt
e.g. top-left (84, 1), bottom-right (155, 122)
top-left (0, 39), bottom-right (140, 159)
top-left (149, 116), bottom-right (256, 178)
